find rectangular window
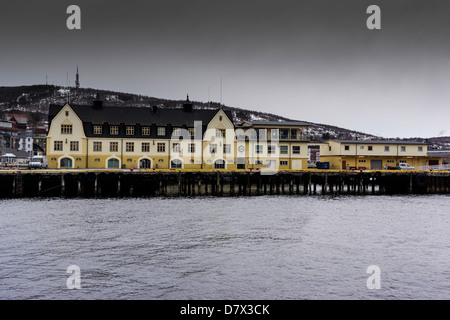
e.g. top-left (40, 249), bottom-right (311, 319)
top-left (142, 127), bottom-right (150, 136)
top-left (292, 146), bottom-right (300, 154)
top-left (368, 146), bottom-right (373, 151)
top-left (93, 125), bottom-right (102, 135)
top-left (157, 127), bottom-right (166, 136)
top-left (93, 141), bottom-right (102, 152)
top-left (110, 142), bottom-right (118, 152)
top-left (216, 129), bottom-right (226, 138)
top-left (61, 124), bottom-right (73, 134)
top-left (172, 128), bottom-right (181, 136)
top-left (54, 140), bottom-right (63, 151)
top-left (290, 129), bottom-right (297, 140)
top-left (418, 146), bottom-right (423, 152)
top-left (173, 143), bottom-right (180, 153)
top-left (255, 145), bottom-right (263, 154)
top-left (280, 129), bottom-right (289, 139)
top-left (223, 144), bottom-right (231, 154)
top-left (188, 128), bottom-right (195, 138)
top-left (268, 145), bottom-right (275, 154)
top-left (126, 126), bottom-right (135, 135)
top-left (255, 160), bottom-right (263, 165)
top-left (344, 145), bottom-right (350, 151)
top-left (70, 141), bottom-right (79, 151)
top-left (280, 145), bottom-right (288, 154)
top-left (126, 142), bottom-right (134, 152)
top-left (271, 129), bottom-right (279, 139)
top-left (110, 126), bottom-right (119, 135)
top-left (280, 160), bottom-right (288, 166)
top-left (385, 146), bottom-right (390, 152)
top-left (142, 142), bottom-right (150, 152)
top-left (401, 146), bottom-right (406, 152)
top-left (157, 142), bottom-right (166, 153)
top-left (210, 144), bottom-right (217, 154)
top-left (257, 129), bottom-right (266, 140)
top-left (188, 143), bottom-right (195, 153)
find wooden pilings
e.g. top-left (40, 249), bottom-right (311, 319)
top-left (0, 170), bottom-right (449, 198)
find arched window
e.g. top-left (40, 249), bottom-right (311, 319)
top-left (171, 159), bottom-right (182, 169)
top-left (139, 158), bottom-right (152, 169)
top-left (214, 159), bottom-right (225, 169)
top-left (108, 158), bottom-right (119, 168)
top-left (60, 158), bottom-right (73, 168)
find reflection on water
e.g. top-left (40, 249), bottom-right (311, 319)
top-left (0, 195), bottom-right (449, 299)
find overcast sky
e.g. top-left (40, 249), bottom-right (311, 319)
top-left (1, 0), bottom-right (449, 138)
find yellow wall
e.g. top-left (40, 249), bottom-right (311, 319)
top-left (46, 104), bottom-right (86, 169)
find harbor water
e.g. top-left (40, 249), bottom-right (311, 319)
top-left (0, 195), bottom-right (449, 299)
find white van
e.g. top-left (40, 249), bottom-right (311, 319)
top-left (397, 162), bottom-right (415, 170)
top-left (29, 155), bottom-right (48, 169)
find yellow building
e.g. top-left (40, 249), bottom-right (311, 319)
top-left (235, 121), bottom-right (310, 171)
top-left (46, 97), bottom-right (310, 170)
top-left (318, 139), bottom-right (442, 170)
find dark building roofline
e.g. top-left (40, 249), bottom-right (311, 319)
top-left (48, 102), bottom-right (234, 139)
top-left (49, 103), bottom-right (233, 127)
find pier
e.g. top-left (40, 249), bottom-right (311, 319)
top-left (1, 169), bottom-right (450, 198)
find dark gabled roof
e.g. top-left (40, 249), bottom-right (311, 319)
top-left (8, 116), bottom-right (28, 124)
top-left (328, 139), bottom-right (427, 145)
top-left (49, 104), bottom-right (233, 127)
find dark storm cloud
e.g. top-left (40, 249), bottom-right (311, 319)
top-left (1, 1), bottom-right (449, 137)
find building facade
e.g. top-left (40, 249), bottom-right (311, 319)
top-left (318, 140), bottom-right (442, 170)
top-left (46, 98), bottom-right (310, 170)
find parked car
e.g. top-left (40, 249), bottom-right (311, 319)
top-left (384, 163), bottom-right (415, 170)
top-left (397, 162), bottom-right (414, 170)
top-left (29, 155), bottom-right (48, 169)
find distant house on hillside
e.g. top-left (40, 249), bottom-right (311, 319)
top-left (7, 114), bottom-right (28, 130)
top-left (0, 120), bottom-right (20, 149)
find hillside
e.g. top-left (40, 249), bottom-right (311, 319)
top-left (1, 85), bottom-right (449, 149)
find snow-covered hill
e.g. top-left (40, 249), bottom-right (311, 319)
top-left (1, 85), bottom-right (449, 149)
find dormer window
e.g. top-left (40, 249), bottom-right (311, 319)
top-left (126, 126), bottom-right (135, 135)
top-left (93, 125), bottom-right (102, 135)
top-left (110, 126), bottom-right (119, 135)
top-left (142, 126), bottom-right (150, 135)
top-left (157, 127), bottom-right (166, 136)
top-left (172, 128), bottom-right (181, 136)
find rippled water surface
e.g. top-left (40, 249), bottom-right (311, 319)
top-left (1, 195), bottom-right (449, 299)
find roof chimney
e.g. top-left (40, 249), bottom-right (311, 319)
top-left (93, 93), bottom-right (103, 108)
top-left (152, 105), bottom-right (158, 113)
